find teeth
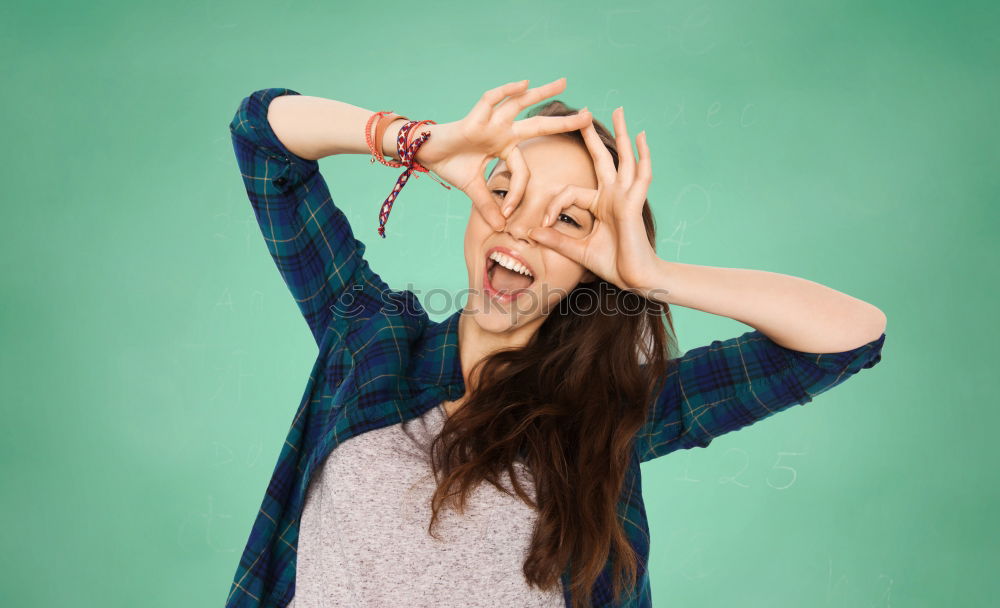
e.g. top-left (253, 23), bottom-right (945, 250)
top-left (489, 251), bottom-right (533, 278)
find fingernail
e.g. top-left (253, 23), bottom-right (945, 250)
top-left (542, 213), bottom-right (551, 226)
top-left (502, 205), bottom-right (512, 217)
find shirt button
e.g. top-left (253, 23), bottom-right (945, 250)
top-left (273, 176), bottom-right (288, 187)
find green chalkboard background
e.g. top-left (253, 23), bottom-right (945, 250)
top-left (2, 0), bottom-right (996, 606)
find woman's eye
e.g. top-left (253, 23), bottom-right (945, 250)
top-left (558, 213), bottom-right (581, 228)
top-left (491, 189), bottom-right (508, 200)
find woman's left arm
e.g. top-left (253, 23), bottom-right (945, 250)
top-left (525, 108), bottom-right (886, 351)
top-left (637, 259), bottom-right (887, 353)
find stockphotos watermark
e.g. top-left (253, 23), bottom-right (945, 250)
top-left (330, 282), bottom-right (670, 322)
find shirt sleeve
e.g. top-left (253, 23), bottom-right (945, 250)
top-left (229, 87), bottom-right (390, 348)
top-left (634, 329), bottom-right (886, 462)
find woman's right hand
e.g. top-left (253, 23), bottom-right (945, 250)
top-left (412, 78), bottom-right (593, 231)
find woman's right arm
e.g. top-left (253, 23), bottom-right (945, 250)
top-left (228, 87), bottom-right (410, 348)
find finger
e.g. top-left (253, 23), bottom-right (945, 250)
top-left (527, 225), bottom-right (589, 265)
top-left (466, 176), bottom-right (508, 231)
top-left (502, 146), bottom-right (530, 218)
top-left (493, 76), bottom-right (567, 123)
top-left (630, 130), bottom-right (652, 210)
top-left (469, 80), bottom-right (530, 124)
top-left (580, 121), bottom-right (616, 184)
top-left (612, 107), bottom-right (635, 189)
top-left (540, 184), bottom-right (596, 229)
top-left (511, 111), bottom-right (592, 140)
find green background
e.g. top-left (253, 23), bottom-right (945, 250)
top-left (3, 0), bottom-right (996, 606)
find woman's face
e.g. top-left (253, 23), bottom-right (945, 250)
top-left (463, 134), bottom-right (598, 335)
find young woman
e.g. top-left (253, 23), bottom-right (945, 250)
top-left (225, 78), bottom-right (887, 608)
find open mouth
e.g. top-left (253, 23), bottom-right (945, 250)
top-left (484, 250), bottom-right (535, 299)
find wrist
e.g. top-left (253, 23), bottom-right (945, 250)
top-left (639, 257), bottom-right (676, 305)
top-left (382, 118), bottom-right (439, 163)
top-left (410, 122), bottom-right (437, 166)
top-left (385, 119), bottom-right (441, 166)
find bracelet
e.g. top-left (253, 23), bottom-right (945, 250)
top-left (366, 111), bottom-right (408, 168)
top-left (365, 112), bottom-right (452, 238)
top-left (393, 119), bottom-right (451, 190)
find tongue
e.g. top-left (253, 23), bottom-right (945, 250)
top-left (491, 265), bottom-right (532, 291)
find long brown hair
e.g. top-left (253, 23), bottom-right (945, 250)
top-left (425, 100), bottom-right (677, 607)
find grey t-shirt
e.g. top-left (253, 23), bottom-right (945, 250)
top-left (288, 401), bottom-right (566, 607)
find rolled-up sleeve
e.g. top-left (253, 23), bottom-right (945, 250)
top-left (635, 330), bottom-right (886, 462)
top-left (229, 87), bottom-right (388, 348)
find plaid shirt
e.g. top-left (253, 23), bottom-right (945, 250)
top-left (225, 87), bottom-right (887, 608)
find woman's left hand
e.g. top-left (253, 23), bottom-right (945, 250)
top-left (527, 107), bottom-right (662, 295)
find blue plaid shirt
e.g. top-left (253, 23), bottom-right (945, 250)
top-left (225, 87), bottom-right (887, 608)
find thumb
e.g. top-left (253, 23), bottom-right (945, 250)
top-left (529, 227), bottom-right (586, 265)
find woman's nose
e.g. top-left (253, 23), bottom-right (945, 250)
top-left (503, 199), bottom-right (544, 241)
